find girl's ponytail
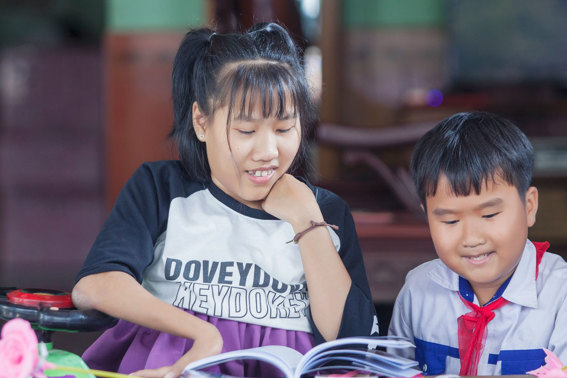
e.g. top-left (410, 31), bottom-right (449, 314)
top-left (171, 28), bottom-right (213, 139)
top-left (171, 28), bottom-right (214, 182)
top-left (246, 22), bottom-right (302, 68)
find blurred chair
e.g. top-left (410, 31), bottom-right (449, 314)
top-left (317, 122), bottom-right (438, 305)
top-left (317, 122), bottom-right (435, 216)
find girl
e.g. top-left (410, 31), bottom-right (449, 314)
top-left (72, 22), bottom-right (377, 378)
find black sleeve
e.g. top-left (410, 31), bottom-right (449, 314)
top-left (308, 188), bottom-right (378, 343)
top-left (74, 163), bottom-right (172, 283)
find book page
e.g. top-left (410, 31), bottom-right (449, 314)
top-left (182, 345), bottom-right (302, 378)
top-left (181, 336), bottom-right (418, 378)
top-left (295, 336), bottom-right (417, 378)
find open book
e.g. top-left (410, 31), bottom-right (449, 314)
top-left (182, 336), bottom-right (420, 378)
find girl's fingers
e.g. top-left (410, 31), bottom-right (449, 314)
top-left (131, 366), bottom-right (175, 378)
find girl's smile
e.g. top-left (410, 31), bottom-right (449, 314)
top-left (246, 168), bottom-right (276, 183)
top-left (193, 100), bottom-right (301, 209)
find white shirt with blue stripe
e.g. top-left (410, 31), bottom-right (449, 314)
top-left (388, 239), bottom-right (567, 375)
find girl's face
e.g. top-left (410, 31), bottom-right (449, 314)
top-left (194, 101), bottom-right (301, 209)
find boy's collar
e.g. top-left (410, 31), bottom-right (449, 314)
top-left (503, 240), bottom-right (539, 308)
top-left (458, 274), bottom-right (512, 306)
top-left (429, 240), bottom-right (539, 308)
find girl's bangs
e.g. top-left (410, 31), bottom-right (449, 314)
top-left (215, 62), bottom-right (301, 122)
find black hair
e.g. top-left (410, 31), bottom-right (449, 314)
top-left (170, 22), bottom-right (316, 182)
top-left (410, 111), bottom-right (534, 206)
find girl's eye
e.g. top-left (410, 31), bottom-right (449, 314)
top-left (277, 127), bottom-right (294, 133)
top-left (237, 130), bottom-right (254, 135)
top-left (482, 212), bottom-right (500, 219)
top-left (442, 220), bottom-right (459, 225)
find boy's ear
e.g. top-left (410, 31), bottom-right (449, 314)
top-left (525, 186), bottom-right (538, 227)
top-left (192, 102), bottom-right (207, 141)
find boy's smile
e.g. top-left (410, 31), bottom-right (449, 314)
top-left (425, 174), bottom-right (538, 305)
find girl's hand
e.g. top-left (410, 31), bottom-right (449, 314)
top-left (262, 174), bottom-right (322, 228)
top-left (131, 322), bottom-right (223, 378)
top-left (73, 272), bottom-right (224, 378)
top-left (263, 174), bottom-right (352, 341)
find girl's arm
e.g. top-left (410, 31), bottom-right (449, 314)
top-left (262, 174), bottom-right (353, 341)
top-left (72, 271), bottom-right (223, 377)
top-left (293, 216), bottom-right (352, 341)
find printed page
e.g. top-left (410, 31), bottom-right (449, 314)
top-left (300, 353), bottom-right (419, 378)
top-left (294, 336), bottom-right (418, 378)
top-left (303, 349), bottom-right (417, 371)
top-left (182, 345), bottom-right (302, 378)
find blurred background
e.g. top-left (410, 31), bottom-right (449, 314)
top-left (1, 0), bottom-right (566, 354)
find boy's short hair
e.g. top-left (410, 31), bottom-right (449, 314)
top-left (410, 111), bottom-right (534, 206)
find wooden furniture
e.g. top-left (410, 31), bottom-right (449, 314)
top-left (317, 121), bottom-right (435, 215)
top-left (352, 212), bottom-right (435, 303)
top-left (104, 32), bottom-right (184, 210)
top-left (316, 122), bottom-right (439, 303)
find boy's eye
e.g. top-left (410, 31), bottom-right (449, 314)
top-left (482, 212), bottom-right (500, 219)
top-left (442, 220), bottom-right (459, 225)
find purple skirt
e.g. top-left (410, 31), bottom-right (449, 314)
top-left (82, 309), bottom-right (315, 377)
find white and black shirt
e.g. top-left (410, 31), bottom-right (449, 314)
top-left (76, 160), bottom-right (378, 342)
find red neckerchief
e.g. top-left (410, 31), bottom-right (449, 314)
top-left (457, 241), bottom-right (550, 376)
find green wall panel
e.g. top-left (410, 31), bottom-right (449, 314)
top-left (343, 0), bottom-right (447, 28)
top-left (106, 0), bottom-right (205, 31)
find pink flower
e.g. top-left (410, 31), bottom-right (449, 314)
top-left (527, 348), bottom-right (567, 377)
top-left (0, 318), bottom-right (41, 378)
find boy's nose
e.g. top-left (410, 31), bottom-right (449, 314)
top-left (253, 131), bottom-right (278, 161)
top-left (461, 220), bottom-right (486, 248)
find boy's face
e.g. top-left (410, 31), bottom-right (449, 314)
top-left (424, 174), bottom-right (538, 303)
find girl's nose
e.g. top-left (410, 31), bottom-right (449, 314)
top-left (253, 130), bottom-right (278, 161)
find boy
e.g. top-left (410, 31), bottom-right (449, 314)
top-left (388, 111), bottom-right (567, 376)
